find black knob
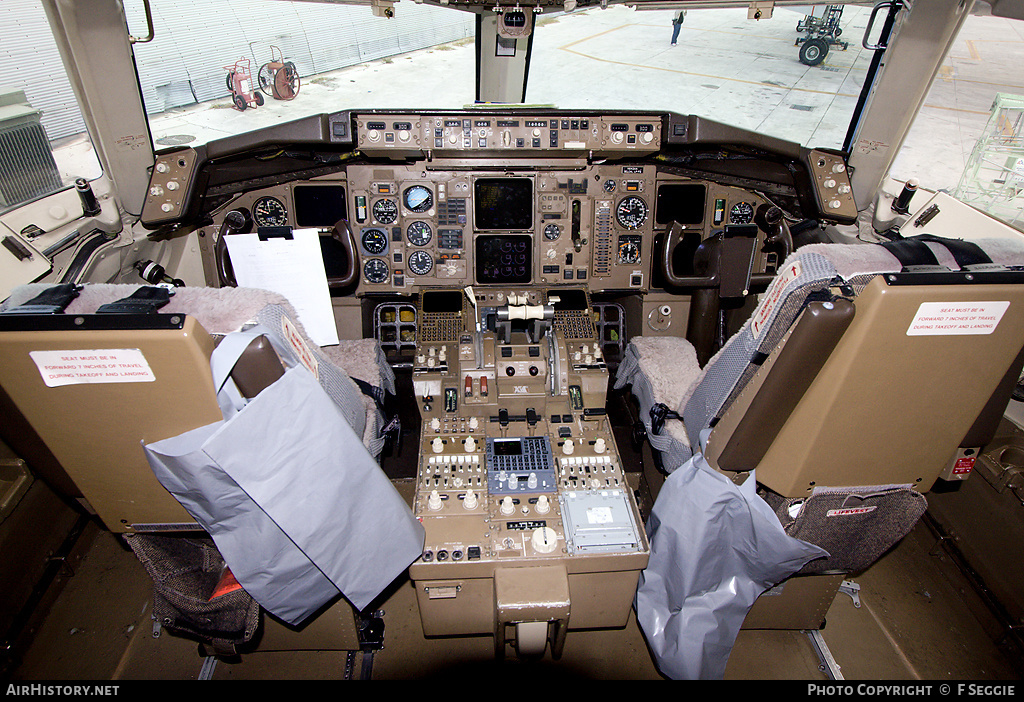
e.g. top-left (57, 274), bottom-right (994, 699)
top-left (506, 366), bottom-right (515, 377)
top-left (529, 366), bottom-right (539, 376)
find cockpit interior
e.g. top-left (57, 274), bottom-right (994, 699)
top-left (2, 0), bottom-right (1024, 682)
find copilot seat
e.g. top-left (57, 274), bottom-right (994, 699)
top-left (616, 236), bottom-right (1024, 620)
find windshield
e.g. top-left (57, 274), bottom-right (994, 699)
top-left (125, 2), bottom-right (874, 152)
top-left (4, 0), bottom-right (1024, 231)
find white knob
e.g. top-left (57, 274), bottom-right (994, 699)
top-left (501, 496), bottom-right (515, 515)
top-left (536, 495), bottom-right (550, 514)
top-left (431, 437), bottom-right (444, 454)
top-left (509, 474), bottom-right (518, 488)
top-left (562, 439), bottom-right (575, 455)
top-left (468, 416), bottom-right (479, 430)
top-left (398, 129), bottom-right (411, 142)
top-left (155, 162), bottom-right (170, 173)
top-left (166, 180), bottom-right (179, 191)
top-left (464, 490), bottom-right (478, 510)
top-left (531, 527), bottom-right (558, 554)
top-left (527, 472), bottom-right (538, 489)
top-left (464, 436), bottom-right (476, 452)
top-left (594, 438), bottom-right (606, 454)
top-left (428, 489), bottom-right (443, 511)
top-left (430, 417), bottom-right (441, 431)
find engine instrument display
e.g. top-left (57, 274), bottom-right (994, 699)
top-left (475, 234), bottom-right (532, 284)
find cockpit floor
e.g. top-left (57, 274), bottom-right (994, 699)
top-left (7, 471), bottom-right (1021, 681)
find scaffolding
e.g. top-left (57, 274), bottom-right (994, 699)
top-left (955, 92), bottom-right (1024, 231)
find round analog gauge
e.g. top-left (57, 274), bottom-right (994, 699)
top-left (603, 179), bottom-right (616, 193)
top-left (361, 228), bottom-right (388, 255)
top-left (730, 202), bottom-right (755, 224)
top-left (372, 198), bottom-right (398, 224)
top-left (544, 223), bottom-right (561, 241)
top-left (615, 196), bottom-right (648, 230)
top-left (618, 238), bottom-right (641, 264)
top-left (407, 221), bottom-right (432, 246)
top-left (252, 196), bottom-right (287, 227)
top-left (363, 258), bottom-right (389, 284)
top-left (407, 250), bottom-right (434, 276)
top-left (403, 185), bottom-right (433, 213)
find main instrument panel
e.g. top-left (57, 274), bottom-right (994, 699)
top-left (143, 109), bottom-right (855, 299)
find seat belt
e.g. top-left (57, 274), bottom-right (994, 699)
top-left (95, 286), bottom-right (174, 314)
top-left (878, 238), bottom-right (942, 270)
top-left (907, 234), bottom-right (994, 270)
top-left (1, 284), bottom-right (82, 314)
top-left (880, 234), bottom-right (995, 272)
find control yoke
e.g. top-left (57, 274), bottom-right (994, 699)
top-left (659, 205), bottom-right (792, 295)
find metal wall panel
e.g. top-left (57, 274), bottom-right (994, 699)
top-left (0, 2), bottom-right (88, 142)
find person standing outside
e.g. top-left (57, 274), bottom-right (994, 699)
top-left (671, 9), bottom-right (686, 45)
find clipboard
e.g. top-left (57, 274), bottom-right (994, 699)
top-left (224, 227), bottom-right (339, 346)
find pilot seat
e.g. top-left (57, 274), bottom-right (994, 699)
top-left (0, 283), bottom-right (412, 659)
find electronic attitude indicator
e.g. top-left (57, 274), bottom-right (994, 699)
top-left (252, 196), bottom-right (287, 227)
top-left (615, 196), bottom-right (648, 230)
top-left (404, 185), bottom-right (433, 213)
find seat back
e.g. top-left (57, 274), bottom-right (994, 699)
top-left (688, 237), bottom-right (1024, 497)
top-left (0, 312), bottom-right (222, 530)
top-left (0, 284), bottom-right (378, 532)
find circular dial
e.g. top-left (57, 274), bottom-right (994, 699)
top-left (372, 198), bottom-right (398, 224)
top-left (403, 185), bottom-right (433, 213)
top-left (615, 196), bottom-right (648, 230)
top-left (730, 202), bottom-right (755, 224)
top-left (406, 221), bottom-right (432, 246)
top-left (363, 258), bottom-right (389, 284)
top-left (407, 250), bottom-right (434, 276)
top-left (544, 223), bottom-right (561, 241)
top-left (361, 228), bottom-right (388, 255)
top-left (603, 179), bottom-right (616, 193)
top-left (252, 196), bottom-right (287, 227)
top-left (618, 238), bottom-right (641, 264)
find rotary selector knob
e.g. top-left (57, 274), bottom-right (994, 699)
top-left (562, 439), bottom-right (575, 455)
top-left (536, 495), bottom-right (550, 514)
top-left (428, 489), bottom-right (443, 511)
top-left (431, 437), bottom-right (444, 454)
top-left (464, 490), bottom-right (478, 510)
top-left (464, 436), bottom-right (476, 452)
top-left (501, 496), bottom-right (515, 515)
top-left (531, 527), bottom-right (558, 554)
top-left (594, 438), bottom-right (606, 454)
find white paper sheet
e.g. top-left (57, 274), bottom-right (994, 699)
top-left (224, 229), bottom-right (339, 346)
